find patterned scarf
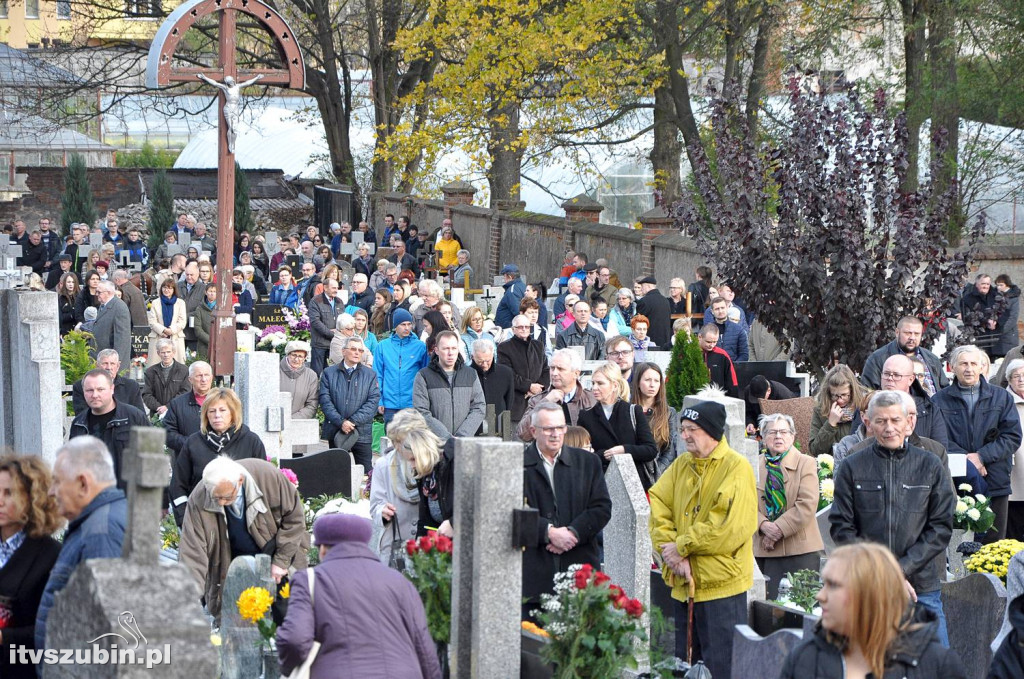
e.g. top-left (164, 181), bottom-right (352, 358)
top-left (205, 429), bottom-right (233, 454)
top-left (763, 448), bottom-right (789, 521)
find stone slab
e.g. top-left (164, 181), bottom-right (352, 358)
top-left (942, 572), bottom-right (1007, 679)
top-left (731, 624), bottom-right (803, 679)
top-left (450, 437), bottom-right (524, 679)
top-left (220, 555), bottom-right (275, 679)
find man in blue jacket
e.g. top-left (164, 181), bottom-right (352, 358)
top-left (494, 264), bottom-right (526, 329)
top-left (709, 296), bottom-right (749, 363)
top-left (36, 436), bottom-right (126, 651)
top-left (321, 335), bottom-right (381, 469)
top-left (932, 344), bottom-right (1021, 543)
top-left (373, 308), bottom-right (429, 425)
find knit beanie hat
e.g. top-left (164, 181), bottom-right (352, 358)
top-left (392, 308), bottom-right (414, 328)
top-left (679, 401), bottom-right (726, 441)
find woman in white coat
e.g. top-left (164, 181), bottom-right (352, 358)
top-left (368, 409), bottom-right (425, 564)
top-left (1004, 358), bottom-right (1024, 540)
top-left (146, 276), bottom-right (187, 366)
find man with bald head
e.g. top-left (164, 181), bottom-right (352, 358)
top-left (348, 272), bottom-right (375, 313)
top-left (876, 354), bottom-right (948, 449)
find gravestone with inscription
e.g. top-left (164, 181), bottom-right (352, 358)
top-left (44, 428), bottom-right (217, 678)
top-left (251, 304), bottom-right (289, 328)
top-left (942, 572), bottom-right (1008, 679)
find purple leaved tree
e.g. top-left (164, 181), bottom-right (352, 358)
top-left (668, 78), bottom-right (985, 374)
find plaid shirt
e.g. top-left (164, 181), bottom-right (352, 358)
top-left (0, 530), bottom-right (25, 570)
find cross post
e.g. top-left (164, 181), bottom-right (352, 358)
top-left (121, 427), bottom-right (171, 565)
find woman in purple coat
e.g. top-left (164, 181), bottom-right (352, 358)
top-left (277, 512), bottom-right (441, 679)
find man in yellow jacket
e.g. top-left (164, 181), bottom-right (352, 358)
top-left (649, 400), bottom-right (757, 678)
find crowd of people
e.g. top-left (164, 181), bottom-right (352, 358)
top-left (7, 209), bottom-right (1024, 678)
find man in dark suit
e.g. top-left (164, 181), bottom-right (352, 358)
top-left (635, 275), bottom-right (672, 348)
top-left (141, 339), bottom-right (190, 415)
top-left (71, 348), bottom-right (146, 416)
top-left (91, 280), bottom-right (132, 365)
top-left (177, 261), bottom-right (207, 352)
top-left (522, 401), bottom-right (611, 620)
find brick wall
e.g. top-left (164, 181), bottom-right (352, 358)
top-left (1, 167), bottom-right (292, 229)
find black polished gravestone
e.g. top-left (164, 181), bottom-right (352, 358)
top-left (735, 360), bottom-right (802, 396)
top-left (731, 625), bottom-right (804, 679)
top-left (252, 304), bottom-right (288, 328)
top-left (131, 326), bottom-right (150, 360)
top-left (280, 448), bottom-right (358, 499)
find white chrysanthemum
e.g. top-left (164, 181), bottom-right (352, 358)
top-left (963, 496), bottom-right (976, 506)
top-left (976, 494), bottom-right (987, 503)
top-left (818, 454), bottom-right (834, 471)
top-left (956, 501), bottom-right (968, 515)
top-left (967, 508), bottom-right (982, 521)
top-left (959, 483), bottom-right (973, 493)
top-left (820, 479), bottom-right (835, 500)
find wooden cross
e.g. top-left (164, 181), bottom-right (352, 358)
top-left (146, 0), bottom-right (304, 376)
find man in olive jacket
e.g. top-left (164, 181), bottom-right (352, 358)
top-left (179, 457), bottom-right (308, 621)
top-left (649, 400), bottom-right (757, 679)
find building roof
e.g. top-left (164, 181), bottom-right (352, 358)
top-left (0, 43), bottom-right (82, 89)
top-left (0, 112), bottom-right (116, 153)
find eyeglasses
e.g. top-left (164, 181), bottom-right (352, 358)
top-left (680, 425), bottom-right (703, 435)
top-left (607, 350), bottom-right (633, 358)
top-left (1010, 374), bottom-right (1024, 382)
top-left (212, 482), bottom-right (240, 502)
top-left (914, 373), bottom-right (926, 379)
top-left (538, 425), bottom-right (566, 435)
top-left (512, 325), bottom-right (531, 330)
top-left (763, 429), bottom-right (793, 437)
top-left (881, 371), bottom-right (912, 380)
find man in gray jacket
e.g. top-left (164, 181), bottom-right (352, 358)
top-left (556, 300), bottom-right (605, 360)
top-left (413, 330), bottom-right (485, 440)
top-left (91, 280), bottom-right (132, 364)
top-left (308, 277), bottom-right (343, 375)
top-left (177, 261), bottom-right (207, 352)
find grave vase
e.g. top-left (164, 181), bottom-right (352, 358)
top-left (948, 528), bottom-right (975, 580)
top-left (262, 642), bottom-right (280, 678)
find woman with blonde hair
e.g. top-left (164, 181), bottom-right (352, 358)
top-left (402, 425), bottom-right (453, 539)
top-left (351, 308), bottom-right (378, 355)
top-left (460, 305), bottom-right (495, 360)
top-left (168, 388), bottom-right (267, 527)
top-left (0, 456), bottom-right (64, 679)
top-left (369, 410), bottom-right (426, 563)
top-left (577, 361), bottom-right (658, 489)
top-left (780, 542), bottom-right (966, 678)
top-left (809, 364), bottom-right (865, 457)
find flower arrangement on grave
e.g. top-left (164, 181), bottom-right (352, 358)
top-left (282, 302), bottom-right (311, 341)
top-left (533, 563), bottom-right (647, 679)
top-left (772, 568), bottom-right (823, 615)
top-left (255, 325), bottom-right (290, 356)
top-left (60, 329), bottom-right (95, 415)
top-left (954, 483), bottom-right (996, 534)
top-left (965, 539), bottom-right (1024, 583)
top-left (237, 583), bottom-right (289, 643)
top-left (131, 355), bottom-right (147, 368)
top-left (403, 531), bottom-right (453, 644)
top-left (817, 454), bottom-right (834, 510)
top-left (160, 512), bottom-right (180, 551)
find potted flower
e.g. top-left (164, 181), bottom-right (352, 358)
top-left (403, 532), bottom-right (453, 676)
top-left (949, 483), bottom-right (997, 578)
top-left (816, 454), bottom-right (834, 511)
top-left (531, 564), bottom-right (647, 679)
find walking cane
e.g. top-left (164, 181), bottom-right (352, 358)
top-left (686, 576), bottom-right (696, 666)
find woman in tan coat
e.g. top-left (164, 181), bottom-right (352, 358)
top-left (755, 412), bottom-right (824, 599)
top-left (146, 276), bottom-right (187, 366)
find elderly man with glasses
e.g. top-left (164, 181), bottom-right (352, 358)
top-left (320, 336), bottom-right (381, 469)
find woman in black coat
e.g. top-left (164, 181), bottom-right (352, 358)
top-left (73, 270), bottom-right (102, 323)
top-left (576, 362), bottom-right (658, 490)
top-left (169, 389), bottom-right (267, 527)
top-left (780, 542), bottom-right (965, 679)
top-left (57, 272), bottom-right (81, 336)
top-left (0, 456), bottom-right (63, 679)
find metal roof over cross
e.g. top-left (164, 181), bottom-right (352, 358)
top-left (145, 0), bottom-right (304, 376)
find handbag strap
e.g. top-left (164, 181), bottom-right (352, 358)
top-left (391, 516), bottom-right (402, 542)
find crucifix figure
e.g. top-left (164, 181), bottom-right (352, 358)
top-left (146, 0), bottom-right (304, 376)
top-left (196, 73), bottom-right (265, 154)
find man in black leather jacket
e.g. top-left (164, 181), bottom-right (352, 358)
top-left (830, 390), bottom-right (955, 647)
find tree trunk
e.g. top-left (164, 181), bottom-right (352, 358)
top-left (928, 0), bottom-right (962, 240)
top-left (901, 0), bottom-right (928, 193)
top-left (486, 99), bottom-right (523, 207)
top-left (745, 6), bottom-right (774, 132)
top-left (650, 84), bottom-right (682, 205)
